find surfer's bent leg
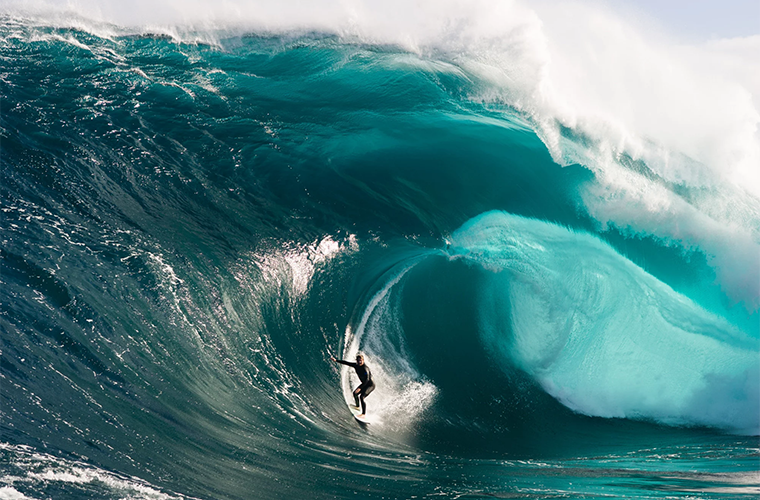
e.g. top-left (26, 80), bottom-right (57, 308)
top-left (358, 382), bottom-right (375, 415)
top-left (353, 387), bottom-right (361, 408)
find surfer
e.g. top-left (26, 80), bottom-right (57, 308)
top-left (331, 353), bottom-right (375, 418)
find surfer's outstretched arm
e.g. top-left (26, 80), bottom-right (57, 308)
top-left (336, 359), bottom-right (358, 368)
top-left (331, 357), bottom-right (357, 368)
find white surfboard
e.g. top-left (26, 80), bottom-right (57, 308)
top-left (348, 405), bottom-right (372, 425)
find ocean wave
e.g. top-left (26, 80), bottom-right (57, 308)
top-left (1, 9), bottom-right (758, 499)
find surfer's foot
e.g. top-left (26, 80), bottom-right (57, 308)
top-left (358, 414), bottom-right (365, 418)
top-left (350, 405), bottom-right (360, 410)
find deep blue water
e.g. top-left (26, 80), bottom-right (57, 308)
top-left (0, 12), bottom-right (758, 500)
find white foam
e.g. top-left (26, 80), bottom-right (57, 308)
top-left (260, 234), bottom-right (359, 296)
top-left (0, 443), bottom-right (193, 500)
top-left (340, 254), bottom-right (438, 430)
top-left (4, 0), bottom-right (757, 306)
top-left (0, 486), bottom-right (33, 500)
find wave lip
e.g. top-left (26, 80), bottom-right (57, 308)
top-left (448, 211), bottom-right (760, 434)
top-left (3, 1), bottom-right (758, 309)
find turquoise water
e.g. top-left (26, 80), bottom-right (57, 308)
top-left (0, 7), bottom-right (758, 500)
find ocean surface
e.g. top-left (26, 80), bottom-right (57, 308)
top-left (1, 2), bottom-right (759, 499)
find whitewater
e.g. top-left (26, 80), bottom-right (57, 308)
top-left (1, 1), bottom-right (758, 499)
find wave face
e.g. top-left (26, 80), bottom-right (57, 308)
top-left (1, 4), bottom-right (759, 500)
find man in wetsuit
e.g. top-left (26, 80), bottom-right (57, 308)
top-left (331, 353), bottom-right (375, 417)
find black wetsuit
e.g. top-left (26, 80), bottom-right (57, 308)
top-left (336, 360), bottom-right (375, 414)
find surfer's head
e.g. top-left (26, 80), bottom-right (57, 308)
top-left (355, 353), bottom-right (364, 365)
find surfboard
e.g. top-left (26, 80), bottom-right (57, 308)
top-left (348, 404), bottom-right (371, 425)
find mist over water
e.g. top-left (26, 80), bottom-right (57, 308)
top-left (1, 1), bottom-right (758, 499)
